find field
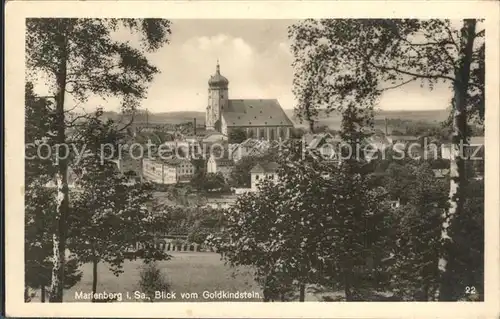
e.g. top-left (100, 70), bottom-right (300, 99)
top-left (57, 252), bottom-right (262, 302)
top-left (30, 252), bottom-right (399, 302)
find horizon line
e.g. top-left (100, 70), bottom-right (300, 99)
top-left (101, 107), bottom-right (450, 114)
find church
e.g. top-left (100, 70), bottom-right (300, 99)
top-left (205, 61), bottom-right (294, 141)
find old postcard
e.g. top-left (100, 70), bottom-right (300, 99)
top-left (4, 0), bottom-right (500, 318)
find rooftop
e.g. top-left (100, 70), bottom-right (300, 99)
top-left (387, 135), bottom-right (419, 141)
top-left (250, 162), bottom-right (279, 174)
top-left (222, 99), bottom-right (294, 127)
top-left (214, 158), bottom-right (234, 167)
top-left (161, 158), bottom-right (192, 166)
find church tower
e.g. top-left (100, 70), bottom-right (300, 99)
top-left (206, 60), bottom-right (229, 131)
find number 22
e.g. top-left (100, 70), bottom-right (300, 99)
top-left (465, 286), bottom-right (476, 294)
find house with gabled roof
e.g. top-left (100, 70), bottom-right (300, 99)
top-left (250, 161), bottom-right (279, 191)
top-left (229, 138), bottom-right (274, 162)
top-left (206, 153), bottom-right (235, 180)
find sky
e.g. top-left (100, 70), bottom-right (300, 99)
top-left (37, 19), bottom-right (455, 114)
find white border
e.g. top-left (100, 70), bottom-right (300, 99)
top-left (5, 1), bottom-right (500, 318)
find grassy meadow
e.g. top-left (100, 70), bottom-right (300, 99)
top-left (29, 254), bottom-right (400, 302)
top-left (56, 252), bottom-right (262, 302)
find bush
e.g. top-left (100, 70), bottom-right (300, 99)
top-left (138, 262), bottom-right (170, 302)
top-left (228, 128), bottom-right (247, 143)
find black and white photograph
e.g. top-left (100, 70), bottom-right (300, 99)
top-left (4, 1), bottom-right (500, 318)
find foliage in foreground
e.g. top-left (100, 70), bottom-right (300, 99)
top-left (138, 262), bottom-right (170, 302)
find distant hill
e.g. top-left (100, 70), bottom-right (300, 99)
top-left (285, 108), bottom-right (450, 130)
top-left (101, 108), bottom-right (450, 130)
top-left (102, 111), bottom-right (205, 125)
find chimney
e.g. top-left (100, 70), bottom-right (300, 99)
top-left (193, 118), bottom-right (197, 136)
top-left (385, 117), bottom-right (388, 135)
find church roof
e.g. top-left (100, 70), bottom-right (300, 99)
top-left (222, 99), bottom-right (294, 127)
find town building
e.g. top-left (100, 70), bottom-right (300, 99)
top-left (250, 161), bottom-right (279, 191)
top-left (206, 154), bottom-right (235, 180)
top-left (142, 158), bottom-right (196, 184)
top-left (229, 138), bottom-right (274, 162)
top-left (386, 135), bottom-right (419, 145)
top-left (201, 131), bottom-right (226, 143)
top-left (205, 61), bottom-right (294, 140)
top-left (303, 132), bottom-right (342, 160)
top-left (366, 134), bottom-right (393, 153)
top-left (142, 158), bottom-right (167, 184)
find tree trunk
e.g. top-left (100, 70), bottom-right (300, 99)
top-left (299, 283), bottom-right (306, 302)
top-left (304, 82), bottom-right (316, 134)
top-left (437, 19), bottom-right (477, 301)
top-left (344, 271), bottom-right (353, 301)
top-left (92, 257), bottom-right (98, 302)
top-left (263, 287), bottom-right (270, 302)
top-left (262, 275), bottom-right (270, 302)
top-left (49, 21), bottom-right (70, 303)
top-left (41, 285), bottom-right (46, 303)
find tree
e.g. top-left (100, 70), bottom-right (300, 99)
top-left (212, 136), bottom-right (391, 301)
top-left (67, 116), bottom-right (169, 301)
top-left (382, 162), bottom-right (418, 204)
top-left (290, 19), bottom-right (484, 300)
top-left (289, 127), bottom-right (306, 139)
top-left (26, 18), bottom-right (171, 301)
top-left (230, 152), bottom-right (278, 188)
top-left (321, 104), bottom-right (393, 300)
top-left (209, 175), bottom-right (301, 301)
top-left (228, 128), bottom-right (247, 144)
top-left (187, 208), bottom-right (225, 245)
top-left (198, 172), bottom-right (228, 193)
top-left (25, 183), bottom-right (83, 302)
top-left (446, 178), bottom-right (484, 300)
top-left (25, 83), bottom-right (82, 302)
top-left (388, 163), bottom-right (449, 300)
top-left (138, 262), bottom-right (170, 302)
